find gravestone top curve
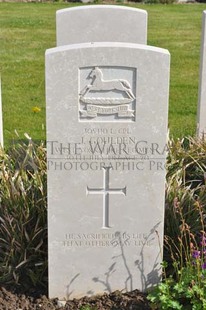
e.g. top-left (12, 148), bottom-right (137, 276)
top-left (56, 5), bottom-right (147, 46)
top-left (46, 41), bottom-right (168, 57)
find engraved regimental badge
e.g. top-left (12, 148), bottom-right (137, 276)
top-left (79, 67), bottom-right (136, 122)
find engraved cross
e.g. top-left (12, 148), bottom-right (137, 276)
top-left (87, 166), bottom-right (126, 229)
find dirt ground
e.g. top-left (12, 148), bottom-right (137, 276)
top-left (0, 286), bottom-right (152, 309)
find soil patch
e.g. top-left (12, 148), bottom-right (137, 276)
top-left (0, 286), bottom-right (152, 309)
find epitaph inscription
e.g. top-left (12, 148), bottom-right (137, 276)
top-left (79, 67), bottom-right (136, 122)
top-left (63, 232), bottom-right (154, 247)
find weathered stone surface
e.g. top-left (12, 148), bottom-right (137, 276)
top-left (56, 6), bottom-right (147, 46)
top-left (46, 42), bottom-right (170, 300)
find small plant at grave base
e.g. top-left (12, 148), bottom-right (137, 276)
top-left (80, 306), bottom-right (97, 310)
top-left (148, 235), bottom-right (206, 309)
top-left (148, 138), bottom-right (206, 309)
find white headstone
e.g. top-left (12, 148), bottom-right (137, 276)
top-left (56, 6), bottom-right (147, 46)
top-left (197, 11), bottom-right (206, 137)
top-left (0, 77), bottom-right (3, 147)
top-left (46, 42), bottom-right (170, 300)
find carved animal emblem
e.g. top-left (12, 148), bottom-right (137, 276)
top-left (80, 67), bottom-right (135, 100)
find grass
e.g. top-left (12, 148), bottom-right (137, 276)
top-left (146, 4), bottom-right (202, 138)
top-left (0, 2), bottom-right (205, 144)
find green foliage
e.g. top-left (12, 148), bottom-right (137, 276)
top-left (144, 0), bottom-right (160, 4)
top-left (148, 137), bottom-right (206, 309)
top-left (165, 137), bottom-right (206, 264)
top-left (148, 265), bottom-right (206, 309)
top-left (80, 306), bottom-right (97, 310)
top-left (0, 137), bottom-right (47, 291)
top-left (167, 137), bottom-right (206, 189)
top-left (158, 0), bottom-right (176, 4)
